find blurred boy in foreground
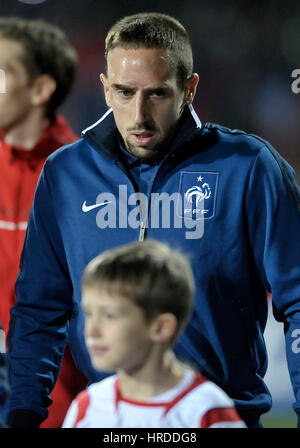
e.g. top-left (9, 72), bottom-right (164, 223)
top-left (63, 240), bottom-right (246, 428)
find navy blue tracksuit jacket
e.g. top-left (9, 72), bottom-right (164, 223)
top-left (7, 106), bottom-right (300, 427)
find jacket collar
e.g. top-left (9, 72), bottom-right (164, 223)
top-left (82, 104), bottom-right (202, 161)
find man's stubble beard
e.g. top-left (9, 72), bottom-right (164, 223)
top-left (125, 139), bottom-right (164, 162)
top-left (124, 120), bottom-right (179, 163)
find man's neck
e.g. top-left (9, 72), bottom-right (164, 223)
top-left (117, 349), bottom-right (186, 402)
top-left (3, 110), bottom-right (51, 150)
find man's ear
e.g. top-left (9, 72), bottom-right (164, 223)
top-left (185, 73), bottom-right (199, 105)
top-left (31, 74), bottom-right (57, 107)
top-left (100, 73), bottom-right (112, 108)
top-left (149, 313), bottom-right (178, 343)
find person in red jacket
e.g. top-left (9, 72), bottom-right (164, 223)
top-left (0, 17), bottom-right (87, 427)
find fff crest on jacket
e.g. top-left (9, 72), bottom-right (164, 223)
top-left (178, 172), bottom-right (219, 220)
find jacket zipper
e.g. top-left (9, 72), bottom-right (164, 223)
top-left (137, 153), bottom-right (175, 242)
top-left (139, 221), bottom-right (147, 241)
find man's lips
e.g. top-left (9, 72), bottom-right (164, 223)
top-left (130, 131), bottom-right (156, 146)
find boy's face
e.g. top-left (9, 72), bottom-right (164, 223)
top-left (82, 287), bottom-right (155, 373)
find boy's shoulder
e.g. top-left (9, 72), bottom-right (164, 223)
top-left (63, 375), bottom-right (117, 428)
top-left (86, 374), bottom-right (117, 400)
top-left (75, 374), bottom-right (117, 418)
top-left (194, 377), bottom-right (234, 407)
top-left (171, 372), bottom-right (245, 427)
top-left (176, 371), bottom-right (233, 408)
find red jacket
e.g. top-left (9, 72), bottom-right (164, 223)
top-left (0, 116), bottom-right (77, 334)
top-left (0, 116), bottom-right (87, 427)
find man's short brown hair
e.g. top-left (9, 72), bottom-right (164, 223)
top-left (105, 13), bottom-right (193, 90)
top-left (0, 17), bottom-right (77, 119)
top-left (82, 240), bottom-right (195, 343)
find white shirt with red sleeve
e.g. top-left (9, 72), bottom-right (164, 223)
top-left (62, 370), bottom-right (246, 428)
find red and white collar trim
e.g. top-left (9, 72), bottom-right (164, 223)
top-left (114, 370), bottom-right (207, 416)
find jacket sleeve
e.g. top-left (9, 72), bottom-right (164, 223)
top-left (7, 163), bottom-right (76, 427)
top-left (245, 143), bottom-right (300, 425)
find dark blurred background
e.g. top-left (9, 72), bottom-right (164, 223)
top-left (0, 0), bottom-right (299, 427)
top-left (1, 0), bottom-right (299, 176)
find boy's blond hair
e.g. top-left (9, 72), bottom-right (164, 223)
top-left (82, 240), bottom-right (194, 342)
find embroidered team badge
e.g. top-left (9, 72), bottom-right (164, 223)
top-left (178, 171), bottom-right (219, 220)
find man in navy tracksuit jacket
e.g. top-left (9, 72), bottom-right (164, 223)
top-left (7, 13), bottom-right (300, 428)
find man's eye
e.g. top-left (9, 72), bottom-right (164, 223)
top-left (150, 89), bottom-right (167, 97)
top-left (118, 90), bottom-right (133, 97)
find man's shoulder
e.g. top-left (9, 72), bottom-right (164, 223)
top-left (197, 122), bottom-right (283, 167)
top-left (44, 137), bottom-right (90, 170)
top-left (201, 122), bottom-right (272, 152)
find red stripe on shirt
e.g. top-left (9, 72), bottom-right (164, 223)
top-left (114, 377), bottom-right (168, 409)
top-left (200, 406), bottom-right (241, 428)
top-left (73, 390), bottom-right (90, 428)
top-left (114, 372), bottom-right (207, 414)
top-left (162, 372), bottom-right (207, 416)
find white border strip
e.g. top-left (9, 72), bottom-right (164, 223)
top-left (82, 108), bottom-right (113, 135)
top-left (0, 220), bottom-right (28, 230)
top-left (0, 329), bottom-right (5, 353)
top-left (82, 106), bottom-right (201, 135)
top-left (188, 104), bottom-right (202, 129)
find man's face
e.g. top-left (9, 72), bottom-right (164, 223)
top-left (0, 38), bottom-right (34, 132)
top-left (100, 47), bottom-right (193, 161)
top-left (82, 287), bottom-right (155, 373)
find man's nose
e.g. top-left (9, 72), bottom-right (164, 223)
top-left (134, 93), bottom-right (148, 125)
